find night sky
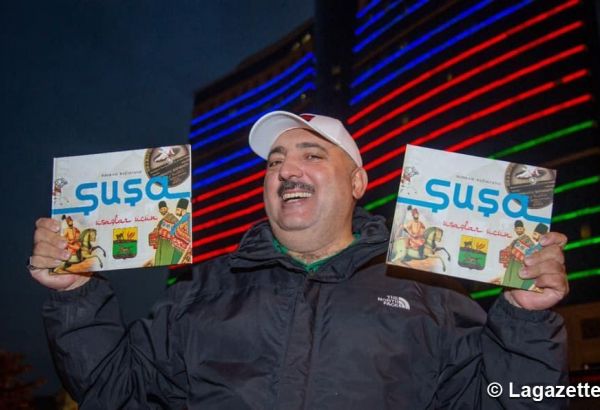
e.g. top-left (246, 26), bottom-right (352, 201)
top-left (1, 0), bottom-right (313, 396)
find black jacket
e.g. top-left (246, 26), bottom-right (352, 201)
top-left (43, 208), bottom-right (568, 409)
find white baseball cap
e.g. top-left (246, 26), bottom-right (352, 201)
top-left (248, 111), bottom-right (363, 167)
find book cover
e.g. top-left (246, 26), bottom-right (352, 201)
top-left (387, 145), bottom-right (556, 291)
top-left (51, 145), bottom-right (192, 273)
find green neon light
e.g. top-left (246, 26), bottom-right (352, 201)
top-left (554, 175), bottom-right (600, 194)
top-left (567, 268), bottom-right (600, 281)
top-left (166, 276), bottom-right (177, 286)
top-left (564, 236), bottom-right (600, 251)
top-left (364, 193), bottom-right (396, 211)
top-left (552, 206), bottom-right (600, 223)
top-left (470, 267), bottom-right (600, 300)
top-left (489, 120), bottom-right (595, 159)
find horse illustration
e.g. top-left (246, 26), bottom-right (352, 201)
top-left (390, 226), bottom-right (451, 271)
top-left (59, 228), bottom-right (106, 271)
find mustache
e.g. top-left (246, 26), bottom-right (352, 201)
top-left (277, 180), bottom-right (315, 197)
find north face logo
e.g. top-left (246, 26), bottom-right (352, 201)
top-left (377, 295), bottom-right (410, 310)
top-left (300, 114), bottom-right (315, 122)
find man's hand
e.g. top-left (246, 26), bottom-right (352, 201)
top-left (504, 232), bottom-right (568, 310)
top-left (29, 217), bottom-right (92, 291)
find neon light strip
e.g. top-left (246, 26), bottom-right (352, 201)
top-left (554, 175), bottom-right (600, 194)
top-left (193, 202), bottom-right (264, 233)
top-left (489, 120), bottom-right (595, 159)
top-left (352, 0), bottom-right (493, 86)
top-left (564, 236), bottom-right (600, 251)
top-left (348, 0), bottom-right (580, 124)
top-left (353, 0), bottom-right (431, 53)
top-left (364, 193), bottom-right (396, 211)
top-left (568, 268), bottom-right (600, 281)
top-left (192, 221), bottom-right (264, 248)
top-left (192, 186), bottom-right (263, 218)
top-left (193, 148), bottom-right (251, 176)
top-left (191, 82), bottom-right (316, 150)
top-left (356, 0), bottom-right (406, 36)
top-left (193, 244), bottom-right (238, 264)
top-left (360, 61), bottom-right (587, 156)
top-left (446, 94), bottom-right (592, 152)
top-left (192, 158), bottom-right (263, 190)
top-left (553, 206), bottom-right (600, 223)
top-left (357, 0), bottom-right (383, 19)
top-left (352, 23), bottom-right (584, 139)
top-left (351, 0), bottom-right (534, 105)
top-left (190, 53), bottom-right (313, 126)
top-left (189, 68), bottom-right (316, 139)
top-left (365, 95), bottom-right (591, 190)
top-left (471, 267), bottom-right (600, 299)
top-left (192, 170), bottom-right (264, 204)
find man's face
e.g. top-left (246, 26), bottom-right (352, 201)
top-left (515, 226), bottom-right (525, 236)
top-left (159, 207), bottom-right (168, 216)
top-left (532, 231), bottom-right (541, 242)
top-left (175, 207), bottom-right (185, 217)
top-left (263, 128), bottom-right (361, 239)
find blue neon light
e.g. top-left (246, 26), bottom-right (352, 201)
top-left (190, 52), bottom-right (314, 126)
top-left (193, 147), bottom-right (252, 176)
top-left (192, 82), bottom-right (316, 151)
top-left (352, 0), bottom-right (493, 88)
top-left (190, 67), bottom-right (316, 140)
top-left (356, 0), bottom-right (406, 36)
top-left (193, 158), bottom-right (263, 190)
top-left (350, 0), bottom-right (533, 105)
top-left (357, 0), bottom-right (383, 19)
top-left (353, 0), bottom-right (430, 53)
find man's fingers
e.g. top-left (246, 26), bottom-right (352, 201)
top-left (522, 259), bottom-right (565, 280)
top-left (539, 231), bottom-right (567, 248)
top-left (524, 244), bottom-right (565, 267)
top-left (29, 255), bottom-right (63, 271)
top-left (32, 241), bottom-right (70, 263)
top-left (534, 271), bottom-right (569, 296)
top-left (35, 217), bottom-right (60, 232)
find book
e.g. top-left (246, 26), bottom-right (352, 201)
top-left (51, 145), bottom-right (192, 273)
top-left (387, 145), bottom-right (556, 291)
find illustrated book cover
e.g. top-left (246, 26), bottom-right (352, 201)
top-left (387, 145), bottom-right (556, 291)
top-left (51, 145), bottom-right (192, 273)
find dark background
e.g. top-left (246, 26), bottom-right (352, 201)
top-left (1, 0), bottom-right (313, 397)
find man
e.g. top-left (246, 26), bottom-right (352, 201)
top-left (62, 215), bottom-right (80, 257)
top-left (149, 200), bottom-right (179, 266)
top-left (403, 206), bottom-right (426, 257)
top-left (29, 111), bottom-right (568, 408)
top-left (170, 198), bottom-right (191, 264)
top-left (501, 220), bottom-right (536, 289)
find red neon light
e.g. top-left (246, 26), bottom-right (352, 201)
top-left (192, 244), bottom-right (239, 263)
top-left (366, 169), bottom-right (403, 191)
top-left (193, 170), bottom-right (265, 204)
top-left (193, 202), bottom-right (264, 232)
top-left (446, 94), bottom-right (592, 152)
top-left (359, 45), bottom-right (586, 154)
top-left (352, 22), bottom-right (583, 139)
top-left (411, 69), bottom-right (589, 145)
top-left (193, 220), bottom-right (264, 247)
top-left (192, 186), bottom-right (263, 218)
top-left (348, 0), bottom-right (581, 124)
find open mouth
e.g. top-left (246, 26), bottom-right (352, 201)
top-left (282, 191), bottom-right (313, 202)
top-left (278, 181), bottom-right (315, 203)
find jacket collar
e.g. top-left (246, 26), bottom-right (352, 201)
top-left (228, 207), bottom-right (389, 282)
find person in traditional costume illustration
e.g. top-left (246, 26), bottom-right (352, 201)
top-left (526, 223), bottom-right (549, 257)
top-left (149, 201), bottom-right (178, 266)
top-left (501, 220), bottom-right (535, 289)
top-left (62, 216), bottom-right (81, 256)
top-left (403, 206), bottom-right (426, 258)
top-left (170, 198), bottom-right (191, 264)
